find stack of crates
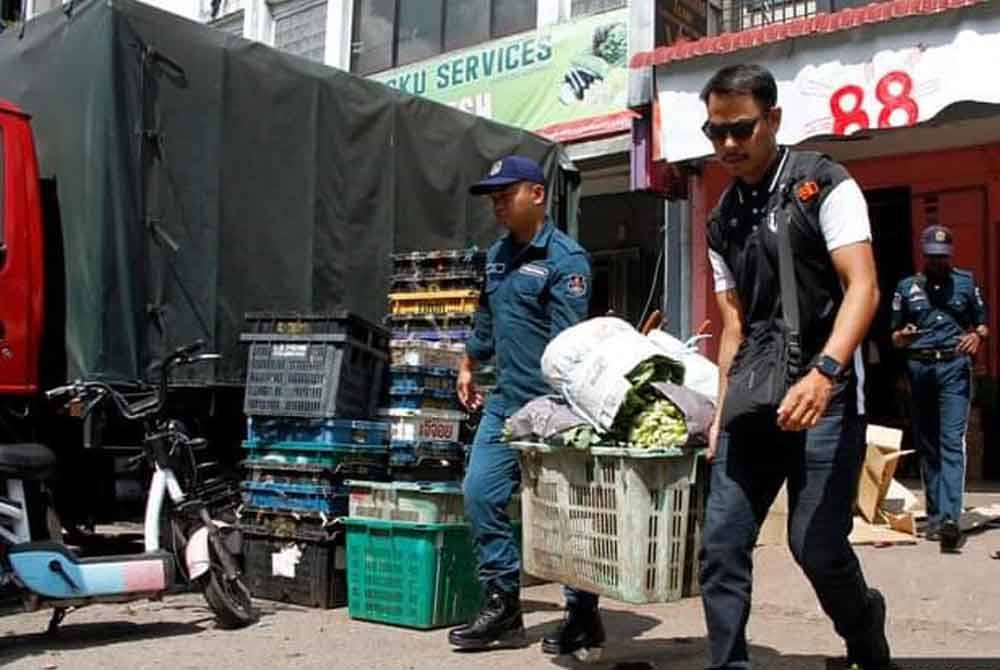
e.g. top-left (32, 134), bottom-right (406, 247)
top-left (382, 248), bottom-right (486, 483)
top-left (344, 249), bottom-right (525, 630)
top-left (237, 312), bottom-right (391, 608)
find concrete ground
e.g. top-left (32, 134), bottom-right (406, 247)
top-left (2, 490), bottom-right (999, 670)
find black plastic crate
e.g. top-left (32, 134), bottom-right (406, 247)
top-left (243, 311), bottom-right (389, 351)
top-left (241, 334), bottom-right (387, 418)
top-left (242, 529), bottom-right (347, 609)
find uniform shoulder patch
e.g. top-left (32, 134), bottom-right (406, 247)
top-left (566, 274), bottom-right (588, 297)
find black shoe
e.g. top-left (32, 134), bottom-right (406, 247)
top-left (448, 587), bottom-right (526, 651)
top-left (541, 605), bottom-right (606, 661)
top-left (939, 519), bottom-right (966, 553)
top-left (846, 589), bottom-right (891, 670)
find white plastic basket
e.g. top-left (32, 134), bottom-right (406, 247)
top-left (346, 480), bottom-right (520, 525)
top-left (512, 442), bottom-right (703, 604)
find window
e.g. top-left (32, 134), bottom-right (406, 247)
top-left (352, 0), bottom-right (395, 75)
top-left (491, 0), bottom-right (536, 38)
top-left (351, 0), bottom-right (537, 75)
top-left (271, 0), bottom-right (328, 63)
top-left (396, 0), bottom-right (443, 66)
top-left (444, 0), bottom-right (490, 53)
top-left (571, 0), bottom-right (626, 18)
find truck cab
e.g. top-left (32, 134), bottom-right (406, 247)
top-left (0, 99), bottom-right (45, 397)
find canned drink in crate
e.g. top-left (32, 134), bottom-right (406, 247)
top-left (378, 408), bottom-right (466, 444)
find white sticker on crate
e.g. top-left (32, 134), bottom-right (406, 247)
top-left (271, 344), bottom-right (309, 358)
top-left (390, 415), bottom-right (461, 443)
top-left (271, 544), bottom-right (303, 578)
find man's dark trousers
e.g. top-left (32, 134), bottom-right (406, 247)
top-left (906, 356), bottom-right (971, 527)
top-left (463, 403), bottom-right (599, 609)
top-left (699, 392), bottom-right (873, 669)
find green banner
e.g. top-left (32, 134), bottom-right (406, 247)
top-left (371, 9), bottom-right (629, 139)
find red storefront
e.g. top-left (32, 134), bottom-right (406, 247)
top-left (635, 0), bottom-right (1000, 477)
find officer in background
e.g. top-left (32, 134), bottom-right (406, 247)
top-left (891, 225), bottom-right (989, 552)
top-left (448, 155), bottom-right (604, 660)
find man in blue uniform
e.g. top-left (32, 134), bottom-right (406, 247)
top-left (447, 155), bottom-right (603, 659)
top-left (891, 225), bottom-right (989, 552)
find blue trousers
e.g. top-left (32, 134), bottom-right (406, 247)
top-left (906, 356), bottom-right (971, 527)
top-left (463, 405), bottom-right (598, 609)
top-left (699, 399), bottom-right (873, 669)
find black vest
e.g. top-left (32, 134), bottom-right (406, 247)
top-left (707, 150), bottom-right (853, 365)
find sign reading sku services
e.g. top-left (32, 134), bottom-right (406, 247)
top-left (371, 9), bottom-right (633, 143)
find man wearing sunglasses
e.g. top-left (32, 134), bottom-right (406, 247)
top-left (698, 64), bottom-right (892, 669)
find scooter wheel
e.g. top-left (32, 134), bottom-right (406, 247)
top-left (202, 568), bottom-right (256, 629)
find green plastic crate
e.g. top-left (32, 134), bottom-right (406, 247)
top-left (342, 519), bottom-right (523, 630)
top-left (343, 518), bottom-right (479, 629)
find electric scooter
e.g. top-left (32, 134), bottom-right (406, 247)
top-left (0, 342), bottom-right (256, 632)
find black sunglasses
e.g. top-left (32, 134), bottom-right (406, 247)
top-left (701, 117), bottom-right (762, 142)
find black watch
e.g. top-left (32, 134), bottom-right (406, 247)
top-left (812, 354), bottom-right (846, 381)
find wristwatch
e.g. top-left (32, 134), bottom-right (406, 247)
top-left (812, 354), bottom-right (846, 381)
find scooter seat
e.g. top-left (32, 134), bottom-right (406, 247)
top-left (0, 443), bottom-right (57, 479)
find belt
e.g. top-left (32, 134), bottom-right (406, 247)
top-left (907, 349), bottom-right (961, 362)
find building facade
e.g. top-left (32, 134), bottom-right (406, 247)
top-left (631, 0), bottom-right (1000, 478)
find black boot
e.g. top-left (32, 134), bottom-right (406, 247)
top-left (541, 605), bottom-right (605, 661)
top-left (939, 519), bottom-right (966, 553)
top-left (846, 589), bottom-right (892, 670)
top-left (448, 587), bottom-right (526, 650)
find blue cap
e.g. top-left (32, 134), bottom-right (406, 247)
top-left (469, 155), bottom-right (545, 195)
top-left (921, 225), bottom-right (954, 256)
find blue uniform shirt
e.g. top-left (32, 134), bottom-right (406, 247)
top-left (891, 268), bottom-right (988, 350)
top-left (466, 218), bottom-right (591, 417)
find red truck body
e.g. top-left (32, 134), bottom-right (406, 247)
top-left (0, 100), bottom-right (44, 396)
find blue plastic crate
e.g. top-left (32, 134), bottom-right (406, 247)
top-left (241, 480), bottom-right (349, 515)
top-left (247, 417), bottom-right (390, 446)
top-left (388, 389), bottom-right (461, 412)
top-left (388, 366), bottom-right (457, 395)
top-left (389, 440), bottom-right (466, 468)
top-left (390, 328), bottom-right (473, 342)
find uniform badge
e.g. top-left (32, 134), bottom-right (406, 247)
top-left (519, 263), bottom-right (549, 279)
top-left (489, 160), bottom-right (503, 176)
top-left (566, 274), bottom-right (588, 297)
top-left (797, 181), bottom-right (819, 202)
top-left (909, 283), bottom-right (921, 295)
top-left (935, 230), bottom-right (948, 242)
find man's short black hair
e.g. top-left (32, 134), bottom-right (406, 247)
top-left (700, 64), bottom-right (778, 110)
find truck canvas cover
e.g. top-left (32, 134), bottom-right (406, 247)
top-left (0, 0), bottom-right (577, 385)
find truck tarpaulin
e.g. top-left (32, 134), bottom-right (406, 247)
top-left (0, 0), bottom-right (578, 385)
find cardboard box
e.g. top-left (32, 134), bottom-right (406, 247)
top-left (857, 425), bottom-right (913, 523)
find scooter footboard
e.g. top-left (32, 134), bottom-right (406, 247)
top-left (8, 542), bottom-right (175, 599)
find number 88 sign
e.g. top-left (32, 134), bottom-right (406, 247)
top-left (829, 70), bottom-right (920, 135)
